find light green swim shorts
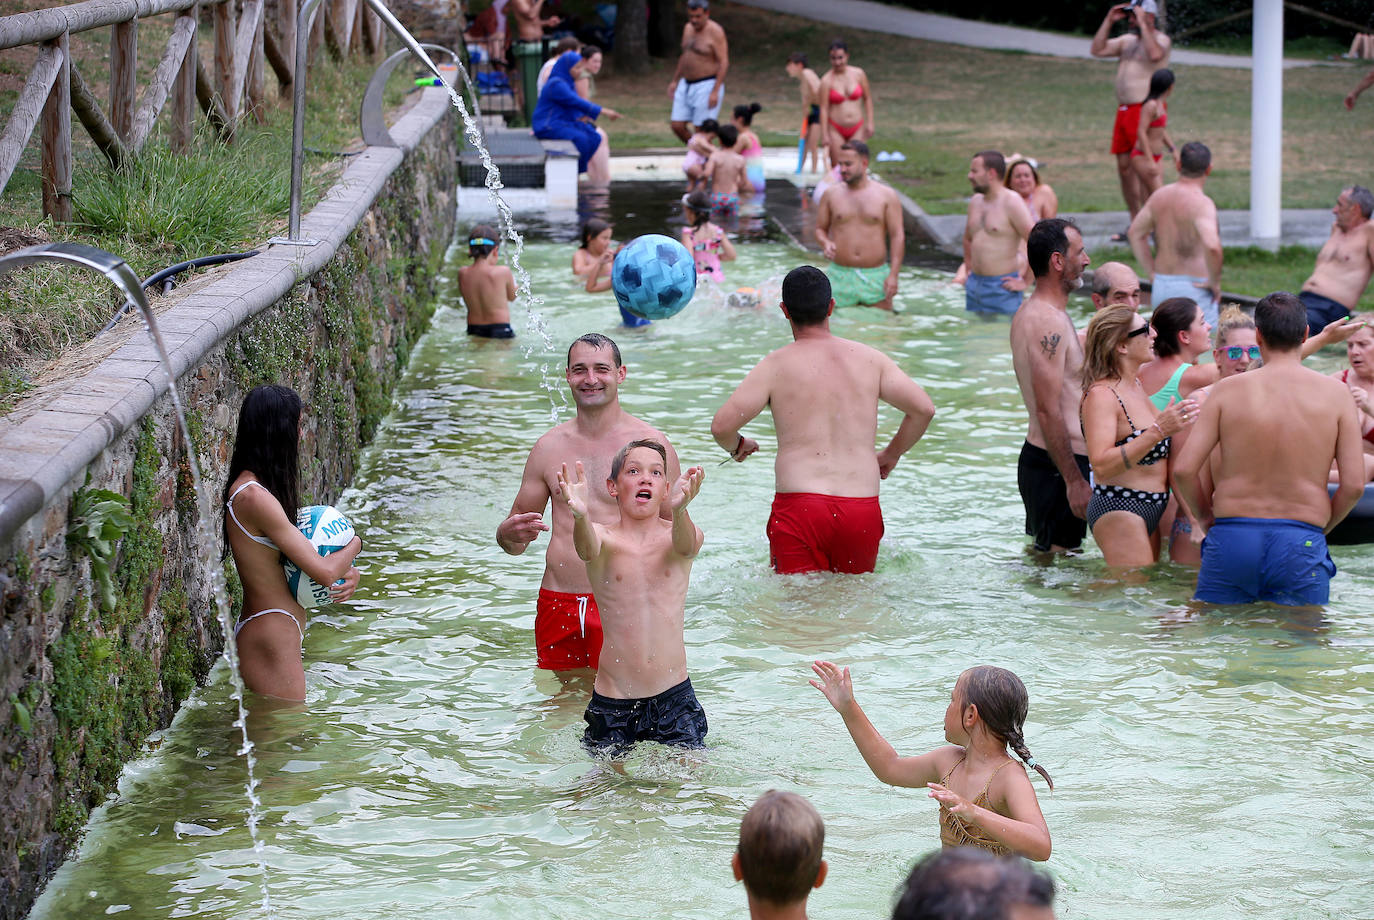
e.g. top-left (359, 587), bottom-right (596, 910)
top-left (827, 263), bottom-right (889, 307)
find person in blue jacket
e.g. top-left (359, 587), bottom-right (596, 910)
top-left (533, 47), bottom-right (621, 186)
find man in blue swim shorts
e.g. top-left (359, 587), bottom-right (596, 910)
top-left (1298, 186), bottom-right (1374, 334)
top-left (963, 150), bottom-right (1033, 315)
top-left (1175, 291), bottom-right (1366, 606)
top-left (1128, 142), bottom-right (1222, 325)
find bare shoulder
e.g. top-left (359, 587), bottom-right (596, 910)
top-left (529, 421), bottom-right (575, 458)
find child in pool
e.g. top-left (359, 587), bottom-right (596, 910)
top-left (223, 385), bottom-right (362, 701)
top-left (706, 124), bottom-right (748, 215)
top-left (681, 190), bottom-right (736, 283)
top-left (732, 102), bottom-right (766, 195)
top-left (733, 790), bottom-right (828, 920)
top-left (557, 440), bottom-right (706, 755)
top-left (683, 119), bottom-right (718, 193)
top-left (573, 218), bottom-right (650, 327)
top-left (457, 223), bottom-right (516, 339)
top-left (810, 661), bottom-right (1053, 861)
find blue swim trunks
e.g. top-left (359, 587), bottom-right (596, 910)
top-left (1196, 517), bottom-right (1336, 606)
top-left (965, 272), bottom-right (1022, 315)
top-left (1299, 290), bottom-right (1349, 335)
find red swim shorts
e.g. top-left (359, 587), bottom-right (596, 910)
top-left (535, 588), bottom-right (603, 670)
top-left (767, 492), bottom-right (884, 575)
top-left (1110, 103), bottom-right (1143, 155)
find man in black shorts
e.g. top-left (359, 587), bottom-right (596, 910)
top-left (1009, 219), bottom-right (1093, 552)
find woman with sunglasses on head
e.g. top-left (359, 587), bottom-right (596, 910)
top-left (1080, 306), bottom-right (1195, 568)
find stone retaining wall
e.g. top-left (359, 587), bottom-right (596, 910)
top-left (0, 88), bottom-right (456, 920)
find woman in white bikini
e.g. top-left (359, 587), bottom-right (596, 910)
top-left (223, 385), bottom-right (361, 700)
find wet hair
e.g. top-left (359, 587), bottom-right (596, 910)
top-left (840, 139), bottom-right (870, 161)
top-left (579, 218), bottom-right (612, 249)
top-left (1026, 218), bottom-right (1075, 279)
top-left (1346, 185), bottom-right (1374, 219)
top-left (974, 150), bottom-right (1006, 182)
top-left (716, 123), bottom-right (740, 148)
top-left (468, 223), bottom-right (499, 259)
top-left (1254, 291), bottom-right (1307, 351)
top-left (1081, 305), bottom-right (1143, 390)
top-left (733, 102), bottom-right (762, 125)
top-left (892, 848), bottom-right (1055, 920)
top-left (694, 118), bottom-right (718, 135)
top-left (828, 38), bottom-right (848, 53)
top-left (781, 265), bottom-right (832, 325)
top-left (1004, 158), bottom-right (1040, 189)
top-left (736, 790), bottom-right (825, 907)
top-left (1150, 297), bottom-right (1202, 358)
top-left (1145, 67), bottom-right (1175, 101)
top-left (222, 384), bottom-right (302, 554)
top-left (787, 51), bottom-right (808, 66)
top-left (1178, 141), bottom-right (1211, 178)
top-left (610, 438), bottom-right (667, 480)
top-left (959, 666), bottom-right (1053, 790)
top-left (566, 332), bottom-right (621, 368)
top-left (1214, 305), bottom-right (1256, 348)
top-left (684, 189), bottom-right (712, 227)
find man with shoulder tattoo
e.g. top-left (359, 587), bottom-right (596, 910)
top-left (1009, 219), bottom-right (1093, 553)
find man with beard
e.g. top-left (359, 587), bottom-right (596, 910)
top-left (1010, 219), bottom-right (1094, 553)
top-left (963, 149), bottom-right (1035, 315)
top-left (814, 141), bottom-right (905, 310)
top-left (1091, 0), bottom-right (1171, 225)
top-left (496, 333), bottom-right (680, 673)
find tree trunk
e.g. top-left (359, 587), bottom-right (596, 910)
top-left (647, 0), bottom-right (674, 58)
top-left (614, 0), bottom-right (649, 74)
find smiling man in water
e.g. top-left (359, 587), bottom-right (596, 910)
top-left (496, 334), bottom-right (679, 673)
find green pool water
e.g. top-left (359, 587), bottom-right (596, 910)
top-left (29, 235), bottom-right (1374, 920)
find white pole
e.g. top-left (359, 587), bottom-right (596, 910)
top-left (1250, 0), bottom-right (1283, 248)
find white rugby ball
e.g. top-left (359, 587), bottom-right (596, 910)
top-left (282, 505), bottom-right (355, 609)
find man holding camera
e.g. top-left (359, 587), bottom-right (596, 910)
top-left (1091, 0), bottom-right (1172, 228)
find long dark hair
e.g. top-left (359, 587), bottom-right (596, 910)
top-left (961, 666), bottom-right (1054, 790)
top-left (222, 384), bottom-right (302, 549)
top-left (1150, 297), bottom-right (1200, 358)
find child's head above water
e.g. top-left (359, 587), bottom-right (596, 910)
top-left (468, 224), bottom-right (499, 260)
top-left (694, 118), bottom-right (718, 136)
top-left (733, 790), bottom-right (827, 909)
top-left (683, 190), bottom-right (712, 226)
top-left (715, 123), bottom-right (740, 149)
top-left (951, 666), bottom-right (1054, 789)
top-left (580, 217), bottom-right (613, 250)
top-left (608, 439), bottom-right (669, 513)
top-left (733, 102), bottom-right (762, 127)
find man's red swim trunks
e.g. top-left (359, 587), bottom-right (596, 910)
top-left (766, 492), bottom-right (884, 575)
top-left (1110, 102), bottom-right (1143, 155)
top-left (536, 588), bottom-right (603, 669)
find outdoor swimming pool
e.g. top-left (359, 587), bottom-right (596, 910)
top-left (27, 190), bottom-right (1374, 920)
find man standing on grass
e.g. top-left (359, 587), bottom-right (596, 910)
top-left (815, 141), bottom-right (905, 311)
top-left (963, 149), bottom-right (1034, 315)
top-left (668, 0), bottom-right (728, 143)
top-left (1010, 219), bottom-right (1093, 554)
top-left (1127, 141), bottom-right (1222, 325)
top-left (1091, 0), bottom-right (1171, 228)
top-left (1298, 186), bottom-right (1374, 334)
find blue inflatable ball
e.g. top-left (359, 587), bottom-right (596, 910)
top-left (611, 234), bottom-right (698, 320)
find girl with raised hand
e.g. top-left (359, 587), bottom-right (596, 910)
top-left (223, 385), bottom-right (361, 700)
top-left (810, 661), bottom-right (1053, 861)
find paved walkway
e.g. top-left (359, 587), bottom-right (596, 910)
top-left (732, 0), bottom-right (1321, 69)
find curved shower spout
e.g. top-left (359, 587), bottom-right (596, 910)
top-left (0, 242), bottom-right (147, 315)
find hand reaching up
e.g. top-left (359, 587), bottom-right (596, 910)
top-left (556, 461), bottom-right (591, 519)
top-left (669, 466), bottom-right (704, 511)
top-left (810, 660), bottom-right (856, 713)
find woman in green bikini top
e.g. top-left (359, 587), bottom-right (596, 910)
top-left (1139, 296), bottom-right (1217, 410)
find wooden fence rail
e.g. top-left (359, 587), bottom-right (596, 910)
top-left (0, 0), bottom-right (381, 221)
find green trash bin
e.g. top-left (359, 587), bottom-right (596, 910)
top-left (513, 41), bottom-right (543, 126)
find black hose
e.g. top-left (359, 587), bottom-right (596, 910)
top-left (97, 250), bottom-right (260, 337)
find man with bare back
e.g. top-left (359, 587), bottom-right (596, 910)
top-left (1174, 291), bottom-right (1365, 606)
top-left (1010, 219), bottom-right (1093, 553)
top-left (496, 333), bottom-right (680, 672)
top-left (814, 141), bottom-right (904, 311)
top-left (710, 265), bottom-right (936, 574)
top-left (1299, 186), bottom-right (1374, 333)
top-left (1127, 141), bottom-right (1222, 325)
top-left (963, 149), bottom-right (1034, 316)
top-left (668, 0), bottom-right (729, 143)
top-left (1091, 0), bottom-right (1171, 221)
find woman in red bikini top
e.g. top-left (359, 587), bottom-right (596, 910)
top-left (818, 38), bottom-right (874, 164)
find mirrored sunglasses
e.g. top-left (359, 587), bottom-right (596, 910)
top-left (1225, 345), bottom-right (1261, 360)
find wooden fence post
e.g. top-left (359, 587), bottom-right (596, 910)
top-left (214, 0), bottom-right (237, 127)
top-left (41, 31), bottom-right (71, 221)
top-left (172, 5), bottom-right (199, 151)
top-left (109, 20), bottom-right (136, 139)
top-left (278, 0), bottom-right (296, 92)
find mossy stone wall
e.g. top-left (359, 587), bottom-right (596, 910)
top-left (0, 108), bottom-right (455, 920)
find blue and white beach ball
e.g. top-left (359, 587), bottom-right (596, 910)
top-left (611, 234), bottom-right (697, 320)
top-left (282, 505), bottom-right (355, 609)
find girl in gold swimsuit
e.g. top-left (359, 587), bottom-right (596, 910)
top-left (810, 662), bottom-right (1054, 860)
